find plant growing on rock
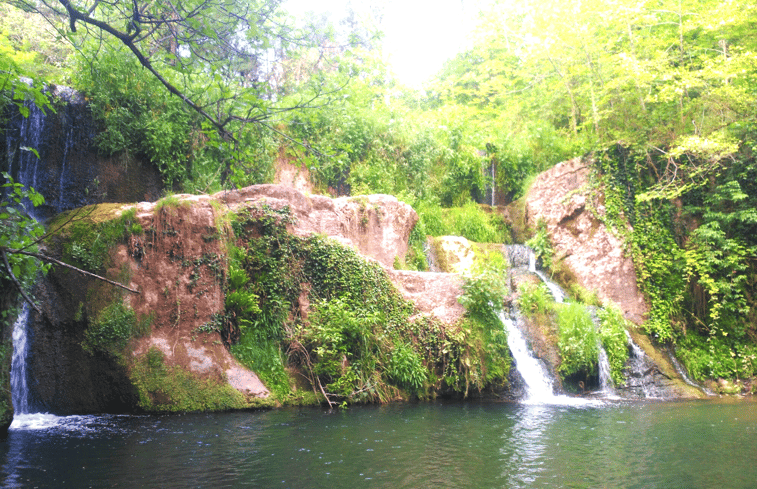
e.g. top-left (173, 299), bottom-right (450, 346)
top-left (223, 204), bottom-right (511, 406)
top-left (556, 302), bottom-right (598, 382)
top-left (526, 219), bottom-right (553, 271)
top-left (597, 306), bottom-right (630, 387)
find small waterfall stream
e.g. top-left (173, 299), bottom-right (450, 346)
top-left (667, 347), bottom-right (715, 396)
top-left (10, 305), bottom-right (30, 415)
top-left (596, 344), bottom-right (616, 397)
top-left (502, 245), bottom-right (607, 405)
top-left (502, 310), bottom-right (601, 406)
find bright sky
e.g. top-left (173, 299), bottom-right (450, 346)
top-left (284, 0), bottom-right (489, 87)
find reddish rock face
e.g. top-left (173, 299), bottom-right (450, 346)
top-left (213, 186), bottom-right (418, 270)
top-left (525, 158), bottom-right (649, 324)
top-left (121, 186), bottom-right (459, 399)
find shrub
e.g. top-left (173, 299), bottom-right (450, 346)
top-left (83, 300), bottom-right (150, 356)
top-left (556, 302), bottom-right (598, 378)
top-left (597, 306), bottom-right (630, 386)
top-left (517, 282), bottom-right (553, 318)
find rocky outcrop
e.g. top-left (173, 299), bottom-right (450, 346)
top-left (26, 185), bottom-right (467, 412)
top-left (387, 270), bottom-right (465, 325)
top-left (525, 157), bottom-right (648, 324)
top-left (215, 186), bottom-right (417, 269)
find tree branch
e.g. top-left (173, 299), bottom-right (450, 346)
top-left (3, 248), bottom-right (140, 293)
top-left (1, 249), bottom-right (42, 314)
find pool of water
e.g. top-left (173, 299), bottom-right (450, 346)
top-left (2, 398), bottom-right (756, 488)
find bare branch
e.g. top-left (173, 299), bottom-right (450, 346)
top-left (3, 248), bottom-right (140, 293)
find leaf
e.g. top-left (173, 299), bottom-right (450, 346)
top-left (20, 146), bottom-right (40, 159)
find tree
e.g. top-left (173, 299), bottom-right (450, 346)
top-left (7, 0), bottom-right (346, 183)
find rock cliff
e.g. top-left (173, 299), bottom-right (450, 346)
top-left (26, 185), bottom-right (467, 412)
top-left (525, 157), bottom-right (648, 324)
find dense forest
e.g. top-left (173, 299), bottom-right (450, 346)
top-left (1, 0), bottom-right (756, 392)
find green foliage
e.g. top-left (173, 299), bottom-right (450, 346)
top-left (415, 200), bottom-right (509, 243)
top-left (131, 346), bottom-right (251, 412)
top-left (0, 173), bottom-right (50, 303)
top-left (0, 4), bottom-right (73, 84)
top-left (677, 333), bottom-right (757, 382)
top-left (517, 282), bottom-right (553, 318)
top-left (630, 202), bottom-right (686, 343)
top-left (301, 296), bottom-right (389, 400)
top-left (224, 204), bottom-right (510, 404)
top-left (73, 47), bottom-right (277, 192)
top-left (556, 302), bottom-right (598, 379)
top-left (83, 300), bottom-right (151, 356)
top-left (0, 336), bottom-right (12, 427)
top-left (597, 307), bottom-right (630, 387)
top-left (386, 342), bottom-right (427, 392)
top-left (526, 219), bottom-right (553, 271)
top-left (458, 264), bottom-right (512, 389)
top-left (459, 266), bottom-right (508, 327)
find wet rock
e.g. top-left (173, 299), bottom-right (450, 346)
top-left (1, 85), bottom-right (163, 219)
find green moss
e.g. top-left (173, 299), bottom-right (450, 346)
top-left (49, 206), bottom-right (142, 273)
top-left (154, 194), bottom-right (186, 213)
top-left (83, 300), bottom-right (151, 357)
top-left (130, 347), bottom-right (249, 412)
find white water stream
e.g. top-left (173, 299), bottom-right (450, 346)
top-left (9, 305), bottom-right (76, 430)
top-left (501, 311), bottom-right (602, 407)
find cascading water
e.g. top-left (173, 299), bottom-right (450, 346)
top-left (490, 161), bottom-right (496, 207)
top-left (501, 310), bottom-right (601, 406)
top-left (8, 305), bottom-right (65, 430)
top-left (503, 244), bottom-right (618, 402)
top-left (621, 330), bottom-right (668, 398)
top-left (667, 347), bottom-right (715, 396)
top-left (4, 87), bottom-right (101, 219)
top-left (501, 312), bottom-right (556, 403)
top-left (10, 304), bottom-right (30, 415)
top-left (596, 343), bottom-right (616, 396)
top-left (526, 250), bottom-right (566, 303)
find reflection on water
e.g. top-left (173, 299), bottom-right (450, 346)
top-left (2, 399), bottom-right (757, 488)
top-left (501, 404), bottom-right (555, 487)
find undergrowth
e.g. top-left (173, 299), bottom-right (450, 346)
top-left (556, 302), bottom-right (598, 380)
top-left (82, 300), bottom-right (151, 357)
top-left (597, 307), bottom-right (630, 386)
top-left (224, 203), bottom-right (511, 405)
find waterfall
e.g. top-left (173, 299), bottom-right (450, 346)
top-left (4, 88), bottom-right (101, 219)
top-left (668, 347), bottom-right (715, 396)
top-left (509, 245), bottom-right (566, 303)
top-left (423, 238), bottom-right (441, 272)
top-left (10, 304), bottom-right (30, 414)
top-left (596, 343), bottom-right (615, 396)
top-left (490, 161), bottom-right (496, 207)
top-left (621, 331), bottom-right (665, 398)
top-left (501, 312), bottom-right (555, 403)
top-left (501, 311), bottom-right (601, 406)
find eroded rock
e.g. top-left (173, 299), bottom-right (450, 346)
top-left (525, 157), bottom-right (648, 324)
